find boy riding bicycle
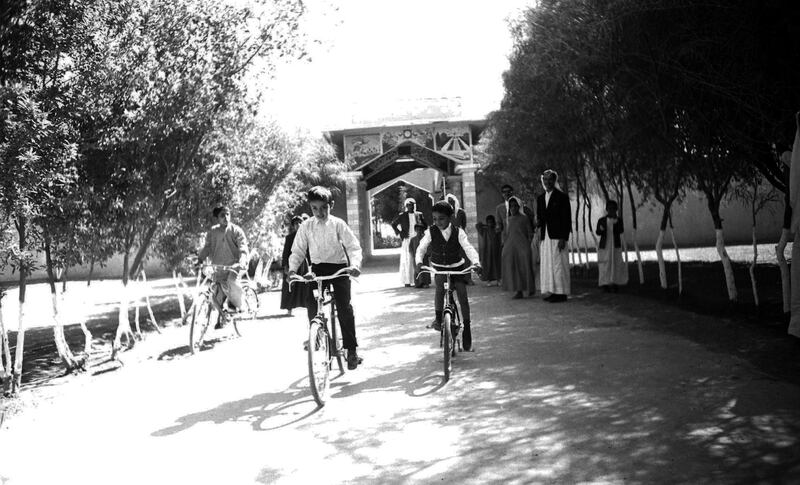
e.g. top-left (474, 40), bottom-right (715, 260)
top-left (196, 206), bottom-right (249, 327)
top-left (415, 200), bottom-right (481, 352)
top-left (288, 186), bottom-right (363, 370)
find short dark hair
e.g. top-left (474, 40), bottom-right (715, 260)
top-left (290, 215), bottom-right (304, 225)
top-left (486, 215), bottom-right (496, 224)
top-left (432, 200), bottom-right (453, 217)
top-left (606, 200), bottom-right (618, 209)
top-left (307, 186), bottom-right (333, 204)
top-left (501, 184), bottom-right (513, 192)
top-left (414, 223), bottom-right (427, 231)
top-left (212, 206), bottom-right (229, 218)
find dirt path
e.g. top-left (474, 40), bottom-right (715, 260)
top-left (1, 260), bottom-right (799, 484)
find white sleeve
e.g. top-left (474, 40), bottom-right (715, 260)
top-left (288, 224), bottom-right (308, 273)
top-left (415, 229), bottom-right (432, 265)
top-left (458, 228), bottom-right (480, 265)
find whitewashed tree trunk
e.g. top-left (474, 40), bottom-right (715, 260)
top-left (173, 270), bottom-right (187, 318)
top-left (50, 291), bottom-right (79, 371)
top-left (789, 230), bottom-right (800, 338)
top-left (62, 278), bottom-right (93, 356)
top-left (574, 232), bottom-right (583, 267)
top-left (632, 228), bottom-right (644, 284)
top-left (749, 226), bottom-right (759, 307)
top-left (12, 300), bottom-right (26, 393)
top-left (669, 226), bottom-right (683, 295)
top-left (581, 228), bottom-right (590, 270)
top-left (112, 285), bottom-right (135, 360)
top-left (140, 270), bottom-right (160, 333)
top-left (776, 228), bottom-right (791, 313)
top-left (655, 230), bottom-right (667, 289)
top-left (714, 228), bottom-right (737, 301)
top-left (0, 296), bottom-right (9, 386)
top-left (133, 289), bottom-right (143, 340)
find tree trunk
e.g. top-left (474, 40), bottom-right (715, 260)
top-left (0, 294), bottom-right (10, 392)
top-left (776, 228), bottom-right (791, 313)
top-left (12, 218), bottom-right (28, 395)
top-left (173, 270), bottom-right (187, 318)
top-left (624, 169), bottom-right (644, 284)
top-left (708, 205), bottom-right (738, 301)
top-left (789, 229), bottom-right (800, 338)
top-left (655, 205), bottom-right (672, 290)
top-left (64, 267), bottom-right (93, 355)
top-left (581, 201), bottom-right (589, 271)
top-left (140, 269), bottom-right (160, 333)
top-left (128, 195), bottom-right (173, 281)
top-left (112, 249), bottom-right (135, 360)
top-left (669, 220), bottom-right (683, 295)
top-left (43, 228), bottom-right (80, 372)
top-left (750, 225), bottom-right (759, 307)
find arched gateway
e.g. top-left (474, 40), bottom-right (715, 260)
top-left (325, 119), bottom-right (488, 259)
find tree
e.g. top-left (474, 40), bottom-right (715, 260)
top-left (0, 85), bottom-right (79, 393)
top-left (68, 0), bottom-right (309, 358)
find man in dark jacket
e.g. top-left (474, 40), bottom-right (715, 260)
top-left (536, 170), bottom-right (571, 302)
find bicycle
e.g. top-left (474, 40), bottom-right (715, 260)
top-left (287, 267), bottom-right (358, 406)
top-left (417, 264), bottom-right (478, 382)
top-left (189, 264), bottom-right (260, 354)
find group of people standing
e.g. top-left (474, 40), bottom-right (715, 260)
top-left (393, 169), bottom-right (629, 301)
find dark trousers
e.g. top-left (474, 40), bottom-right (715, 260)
top-left (306, 263), bottom-right (358, 350)
top-left (433, 273), bottom-right (471, 324)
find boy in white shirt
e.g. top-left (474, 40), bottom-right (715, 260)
top-left (415, 201), bottom-right (481, 352)
top-left (288, 186), bottom-right (363, 369)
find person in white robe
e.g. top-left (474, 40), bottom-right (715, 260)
top-left (536, 170), bottom-right (572, 302)
top-left (596, 200), bottom-right (628, 291)
top-left (391, 198), bottom-right (426, 287)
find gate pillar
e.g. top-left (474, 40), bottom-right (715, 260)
top-left (456, 164), bottom-right (480, 246)
top-left (344, 171), bottom-right (371, 259)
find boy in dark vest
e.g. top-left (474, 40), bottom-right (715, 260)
top-left (415, 201), bottom-right (481, 352)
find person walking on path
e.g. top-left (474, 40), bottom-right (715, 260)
top-left (596, 200), bottom-right (629, 292)
top-left (536, 170), bottom-right (571, 303)
top-left (391, 198), bottom-right (427, 287)
top-left (476, 215), bottom-right (501, 286)
top-left (501, 197), bottom-right (536, 298)
top-left (280, 215), bottom-right (312, 316)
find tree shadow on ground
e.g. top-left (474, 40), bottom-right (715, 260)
top-left (257, 282), bottom-right (800, 484)
top-left (151, 377), bottom-right (322, 435)
top-left (5, 293), bottom-right (184, 389)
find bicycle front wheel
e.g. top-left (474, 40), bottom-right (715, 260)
top-left (307, 319), bottom-right (331, 406)
top-left (329, 298), bottom-right (344, 373)
top-left (190, 298), bottom-right (213, 354)
top-left (442, 311), bottom-right (452, 381)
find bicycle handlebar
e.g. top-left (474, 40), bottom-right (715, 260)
top-left (287, 266), bottom-right (357, 288)
top-left (417, 265), bottom-right (479, 277)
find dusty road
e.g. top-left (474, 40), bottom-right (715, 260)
top-left (1, 259), bottom-right (799, 484)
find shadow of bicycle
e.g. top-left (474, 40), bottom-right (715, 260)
top-left (151, 377), bottom-right (322, 436)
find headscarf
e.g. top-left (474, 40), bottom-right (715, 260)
top-left (403, 197), bottom-right (416, 211)
top-left (508, 196), bottom-right (525, 216)
top-left (445, 193), bottom-right (461, 212)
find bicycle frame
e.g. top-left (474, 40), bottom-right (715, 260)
top-left (418, 264), bottom-right (476, 381)
top-left (288, 267), bottom-right (355, 405)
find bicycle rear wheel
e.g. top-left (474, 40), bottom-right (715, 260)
top-left (307, 319), bottom-right (331, 406)
top-left (329, 298), bottom-right (344, 373)
top-left (190, 298), bottom-right (213, 354)
top-left (442, 311), bottom-right (452, 381)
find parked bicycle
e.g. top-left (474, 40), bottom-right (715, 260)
top-left (417, 264), bottom-right (477, 381)
top-left (189, 263), bottom-right (259, 354)
top-left (288, 267), bottom-right (358, 406)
